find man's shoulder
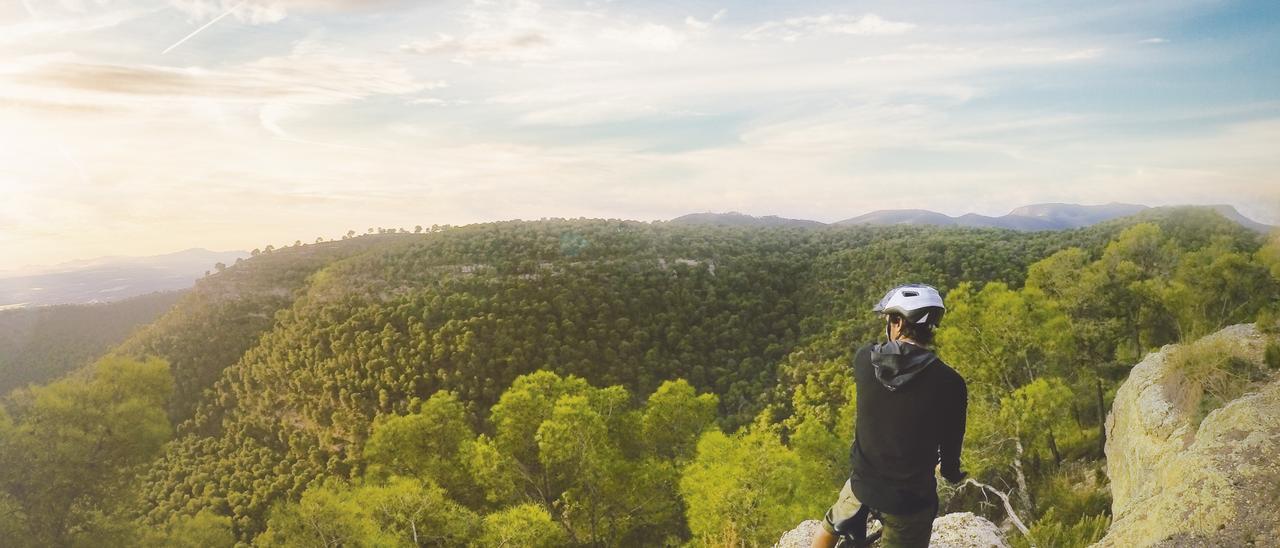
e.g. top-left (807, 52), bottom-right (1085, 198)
top-left (853, 343), bottom-right (875, 362)
top-left (928, 354), bottom-right (967, 387)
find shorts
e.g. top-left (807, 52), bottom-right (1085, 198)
top-left (822, 479), bottom-right (937, 548)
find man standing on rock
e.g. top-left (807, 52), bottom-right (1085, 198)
top-left (812, 284), bottom-right (969, 548)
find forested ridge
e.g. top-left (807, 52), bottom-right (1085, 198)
top-left (0, 291), bottom-right (183, 394)
top-left (1, 208), bottom-right (1277, 547)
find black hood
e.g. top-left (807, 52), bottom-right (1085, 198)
top-left (869, 341), bottom-right (938, 391)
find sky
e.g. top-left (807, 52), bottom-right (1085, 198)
top-left (1, 0), bottom-right (1278, 269)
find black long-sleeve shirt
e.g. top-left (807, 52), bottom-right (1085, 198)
top-left (847, 342), bottom-right (967, 514)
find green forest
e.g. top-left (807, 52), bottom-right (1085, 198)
top-left (0, 291), bottom-right (183, 394)
top-left (1, 208), bottom-right (1278, 547)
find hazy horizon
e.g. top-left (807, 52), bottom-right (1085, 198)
top-left (3, 199), bottom-right (1273, 274)
top-left (3, 0), bottom-right (1278, 269)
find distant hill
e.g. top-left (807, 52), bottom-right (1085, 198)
top-left (0, 248), bottom-right (248, 308)
top-left (1204, 204), bottom-right (1273, 233)
top-left (667, 211), bottom-right (826, 228)
top-left (837, 202), bottom-right (1148, 231)
top-left (669, 203), bottom-right (1272, 233)
top-left (0, 291), bottom-right (183, 394)
top-left (1007, 202), bottom-right (1150, 228)
top-left (834, 203), bottom-right (1271, 232)
top-left (839, 208), bottom-right (967, 227)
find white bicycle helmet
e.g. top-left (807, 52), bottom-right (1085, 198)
top-left (873, 283), bottom-right (945, 326)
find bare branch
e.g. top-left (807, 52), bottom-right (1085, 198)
top-left (960, 478), bottom-right (1035, 546)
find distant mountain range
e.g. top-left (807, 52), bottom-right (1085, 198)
top-left (0, 248), bottom-right (248, 309)
top-left (4, 204), bottom-right (1270, 308)
top-left (666, 211), bottom-right (827, 228)
top-left (670, 203), bottom-right (1274, 233)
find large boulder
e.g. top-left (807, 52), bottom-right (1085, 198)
top-left (774, 520), bottom-right (824, 548)
top-left (1096, 323), bottom-right (1280, 547)
top-left (929, 513), bottom-right (1011, 548)
top-left (774, 513), bottom-right (1008, 548)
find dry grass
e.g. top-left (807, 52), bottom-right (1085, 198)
top-left (1166, 336), bottom-right (1271, 428)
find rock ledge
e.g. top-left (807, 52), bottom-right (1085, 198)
top-left (774, 512), bottom-right (1008, 548)
top-left (1096, 323), bottom-right (1280, 547)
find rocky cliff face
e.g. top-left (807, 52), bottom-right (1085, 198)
top-left (774, 513), bottom-right (1008, 548)
top-left (1096, 323), bottom-right (1280, 547)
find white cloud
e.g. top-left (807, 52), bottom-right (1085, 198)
top-left (399, 0), bottom-right (691, 64)
top-left (518, 97), bottom-right (661, 126)
top-left (851, 43), bottom-right (1107, 71)
top-left (4, 41), bottom-right (432, 108)
top-left (400, 0), bottom-right (556, 62)
top-left (0, 38), bottom-right (438, 185)
top-left (168, 0), bottom-right (281, 25)
top-left (1054, 47), bottom-right (1104, 61)
top-left (743, 13), bottom-right (914, 42)
top-left (401, 32), bottom-right (553, 62)
top-left (0, 3), bottom-right (153, 47)
top-left (167, 0), bottom-right (402, 25)
top-left (1140, 37), bottom-right (1168, 44)
top-left (684, 9), bottom-right (726, 30)
top-left (599, 23), bottom-right (685, 51)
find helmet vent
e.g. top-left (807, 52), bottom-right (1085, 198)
top-left (902, 290), bottom-right (919, 297)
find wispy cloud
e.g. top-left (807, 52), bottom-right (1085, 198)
top-left (8, 40), bottom-right (447, 179)
top-left (162, 0), bottom-right (247, 54)
top-left (518, 97), bottom-right (663, 127)
top-left (0, 4), bottom-right (152, 47)
top-left (743, 13), bottom-right (914, 42)
top-left (398, 0), bottom-right (690, 65)
top-left (684, 9), bottom-right (727, 31)
top-left (8, 42), bottom-right (431, 107)
top-left (1054, 47), bottom-right (1104, 61)
top-left (850, 43), bottom-right (1107, 71)
top-left (399, 1), bottom-right (559, 63)
top-left (167, 0), bottom-right (404, 25)
top-left (401, 32), bottom-right (553, 62)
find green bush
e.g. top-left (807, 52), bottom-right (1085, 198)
top-left (1257, 305), bottom-right (1280, 334)
top-left (478, 504), bottom-right (566, 548)
top-left (1032, 465), bottom-right (1111, 526)
top-left (1012, 508), bottom-right (1110, 548)
top-left (1265, 339), bottom-right (1280, 371)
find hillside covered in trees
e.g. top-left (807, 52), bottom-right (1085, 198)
top-left (0, 291), bottom-right (183, 395)
top-left (1, 208), bottom-right (1277, 547)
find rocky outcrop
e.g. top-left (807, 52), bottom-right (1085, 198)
top-left (774, 513), bottom-right (1008, 548)
top-left (1096, 323), bottom-right (1280, 547)
top-left (928, 513), bottom-right (1010, 548)
top-left (775, 520), bottom-right (824, 548)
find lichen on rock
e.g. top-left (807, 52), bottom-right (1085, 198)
top-left (929, 512), bottom-right (1010, 548)
top-left (1096, 323), bottom-right (1280, 547)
